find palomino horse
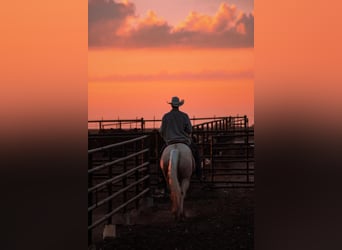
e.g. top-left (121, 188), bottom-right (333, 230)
top-left (160, 143), bottom-right (194, 220)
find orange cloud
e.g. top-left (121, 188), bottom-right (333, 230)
top-left (140, 10), bottom-right (167, 26)
top-left (173, 3), bottom-right (239, 33)
top-left (117, 10), bottom-right (168, 35)
top-left (173, 11), bottom-right (213, 33)
top-left (88, 1), bottom-right (253, 48)
top-left (236, 23), bottom-right (246, 34)
top-left (213, 3), bottom-right (238, 31)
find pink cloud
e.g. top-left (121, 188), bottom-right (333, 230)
top-left (173, 3), bottom-right (238, 33)
top-left (88, 1), bottom-right (253, 48)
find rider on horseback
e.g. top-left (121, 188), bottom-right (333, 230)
top-left (160, 96), bottom-right (203, 180)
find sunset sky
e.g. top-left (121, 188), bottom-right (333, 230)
top-left (88, 0), bottom-right (254, 124)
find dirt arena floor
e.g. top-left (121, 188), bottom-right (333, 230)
top-left (92, 183), bottom-right (254, 250)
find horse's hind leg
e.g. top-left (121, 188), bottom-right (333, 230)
top-left (180, 179), bottom-right (190, 219)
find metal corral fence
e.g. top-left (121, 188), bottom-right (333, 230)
top-left (88, 115), bottom-right (254, 187)
top-left (192, 115), bottom-right (249, 131)
top-left (196, 128), bottom-right (254, 188)
top-left (190, 116), bottom-right (254, 188)
top-left (88, 115), bottom-right (249, 132)
top-left (88, 135), bottom-right (151, 245)
top-left (87, 116), bottom-right (254, 244)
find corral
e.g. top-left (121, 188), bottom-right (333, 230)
top-left (88, 116), bottom-right (254, 249)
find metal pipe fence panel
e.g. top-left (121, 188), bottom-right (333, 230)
top-left (88, 135), bottom-right (151, 245)
top-left (88, 116), bottom-right (254, 191)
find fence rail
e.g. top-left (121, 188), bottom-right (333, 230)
top-left (88, 116), bottom-right (254, 190)
top-left (204, 128), bottom-right (254, 188)
top-left (87, 115), bottom-right (254, 244)
top-left (88, 115), bottom-right (249, 131)
top-left (88, 135), bottom-right (150, 245)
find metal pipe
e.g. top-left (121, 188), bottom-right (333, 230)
top-left (88, 135), bottom-right (148, 154)
top-left (88, 188), bottom-right (150, 230)
top-left (88, 149), bottom-right (149, 174)
top-left (88, 175), bottom-right (149, 212)
top-left (88, 162), bottom-right (149, 193)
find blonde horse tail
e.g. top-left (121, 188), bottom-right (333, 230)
top-left (168, 149), bottom-right (181, 215)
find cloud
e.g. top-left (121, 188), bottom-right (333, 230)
top-left (88, 1), bottom-right (254, 48)
top-left (172, 3), bottom-right (238, 33)
top-left (89, 70), bottom-right (254, 82)
top-left (118, 10), bottom-right (174, 47)
top-left (88, 0), bottom-right (135, 23)
top-left (88, 0), bottom-right (135, 46)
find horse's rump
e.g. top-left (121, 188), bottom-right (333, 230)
top-left (160, 143), bottom-right (194, 219)
top-left (160, 143), bottom-right (194, 180)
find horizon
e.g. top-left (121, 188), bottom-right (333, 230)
top-left (88, 1), bottom-right (254, 125)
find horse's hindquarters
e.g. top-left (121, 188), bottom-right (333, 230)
top-left (160, 143), bottom-right (193, 219)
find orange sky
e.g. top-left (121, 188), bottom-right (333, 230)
top-left (88, 1), bottom-right (254, 125)
top-left (88, 47), bottom-right (254, 123)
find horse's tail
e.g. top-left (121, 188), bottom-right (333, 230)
top-left (168, 149), bottom-right (181, 211)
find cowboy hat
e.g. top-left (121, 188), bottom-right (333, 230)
top-left (168, 96), bottom-right (184, 107)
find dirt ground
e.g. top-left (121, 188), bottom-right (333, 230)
top-left (92, 183), bottom-right (254, 250)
